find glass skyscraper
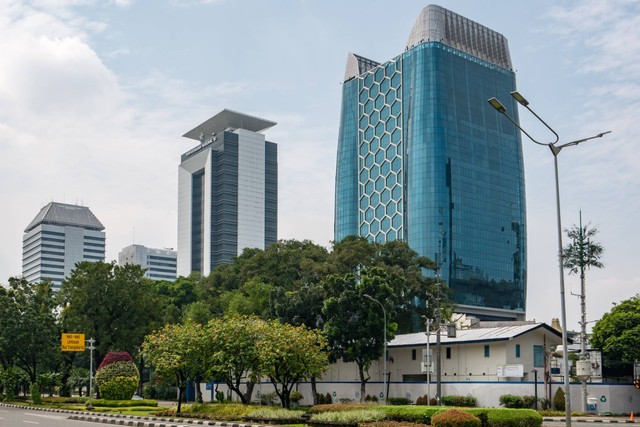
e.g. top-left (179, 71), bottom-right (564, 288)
top-left (334, 5), bottom-right (526, 320)
top-left (178, 109), bottom-right (278, 277)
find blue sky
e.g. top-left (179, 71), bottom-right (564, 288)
top-left (1, 0), bottom-right (638, 331)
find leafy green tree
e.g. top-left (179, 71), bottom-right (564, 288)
top-left (59, 262), bottom-right (161, 366)
top-left (151, 275), bottom-right (199, 325)
top-left (0, 278), bottom-right (58, 382)
top-left (590, 295), bottom-right (640, 367)
top-left (257, 320), bottom-right (328, 408)
top-left (143, 322), bottom-right (208, 414)
top-left (206, 315), bottom-right (264, 404)
top-left (322, 266), bottom-right (396, 402)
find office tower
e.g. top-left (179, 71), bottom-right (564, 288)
top-left (118, 244), bottom-right (177, 281)
top-left (334, 5), bottom-right (526, 320)
top-left (178, 109), bottom-right (278, 277)
top-left (23, 202), bottom-right (106, 290)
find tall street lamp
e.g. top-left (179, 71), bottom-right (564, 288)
top-left (364, 293), bottom-right (387, 404)
top-left (488, 92), bottom-right (611, 427)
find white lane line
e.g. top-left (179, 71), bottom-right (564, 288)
top-left (24, 412), bottom-right (67, 420)
top-left (23, 421), bottom-right (39, 424)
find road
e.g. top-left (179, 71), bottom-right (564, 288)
top-left (0, 406), bottom-right (99, 426)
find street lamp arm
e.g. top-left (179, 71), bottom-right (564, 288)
top-left (487, 98), bottom-right (553, 146)
top-left (557, 131), bottom-right (612, 149)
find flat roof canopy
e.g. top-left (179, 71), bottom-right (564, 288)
top-left (183, 109), bottom-right (277, 141)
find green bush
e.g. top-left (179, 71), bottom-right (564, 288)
top-left (480, 408), bottom-right (542, 427)
top-left (86, 398), bottom-right (158, 408)
top-left (291, 391), bottom-right (304, 403)
top-left (95, 361), bottom-right (139, 382)
top-left (499, 395), bottom-right (524, 408)
top-left (380, 406), bottom-right (444, 424)
top-left (246, 408), bottom-right (305, 419)
top-left (30, 383), bottom-right (42, 405)
top-left (553, 388), bottom-right (565, 411)
top-left (521, 396), bottom-right (537, 409)
top-left (432, 409), bottom-right (481, 427)
top-left (95, 359), bottom-right (139, 400)
top-left (142, 381), bottom-right (177, 400)
top-left (441, 395), bottom-right (477, 407)
top-left (310, 409), bottom-right (387, 424)
top-left (97, 376), bottom-right (138, 400)
top-left (388, 397), bottom-right (413, 405)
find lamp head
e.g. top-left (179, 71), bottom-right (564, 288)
top-left (510, 91), bottom-right (529, 106)
top-left (488, 98), bottom-right (506, 113)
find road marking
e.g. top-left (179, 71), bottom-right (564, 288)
top-left (23, 421), bottom-right (39, 424)
top-left (24, 413), bottom-right (67, 420)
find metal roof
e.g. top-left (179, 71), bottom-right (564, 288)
top-left (182, 109), bottom-right (276, 141)
top-left (389, 323), bottom-right (562, 348)
top-left (25, 202), bottom-right (105, 232)
top-left (406, 4), bottom-right (513, 70)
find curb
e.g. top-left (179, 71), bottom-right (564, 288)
top-left (0, 402), bottom-right (274, 427)
top-left (543, 418), bottom-right (638, 424)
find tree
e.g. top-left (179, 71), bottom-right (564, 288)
top-left (322, 266), bottom-right (396, 402)
top-left (0, 277), bottom-right (58, 383)
top-left (257, 320), bottom-right (329, 408)
top-left (206, 315), bottom-right (265, 404)
top-left (142, 322), bottom-right (208, 414)
top-left (590, 295), bottom-right (640, 368)
top-left (59, 262), bottom-right (161, 366)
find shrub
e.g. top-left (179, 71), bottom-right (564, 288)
top-left (311, 409), bottom-right (387, 424)
top-left (97, 376), bottom-right (139, 400)
top-left (553, 388), bottom-right (565, 411)
top-left (521, 395), bottom-right (537, 409)
top-left (96, 353), bottom-right (139, 401)
top-left (499, 395), bottom-right (524, 408)
top-left (246, 408), bottom-right (305, 419)
top-left (441, 395), bottom-right (476, 407)
top-left (380, 406), bottom-right (444, 424)
top-left (291, 391), bottom-right (304, 403)
top-left (432, 409), bottom-right (481, 427)
top-left (311, 404), bottom-right (373, 413)
top-left (415, 394), bottom-right (429, 405)
top-left (97, 352), bottom-right (134, 370)
top-left (481, 408), bottom-right (542, 427)
top-left (30, 383), bottom-right (42, 405)
top-left (86, 398), bottom-right (158, 407)
top-left (326, 392), bottom-right (333, 404)
top-left (365, 394), bottom-right (380, 403)
top-left (388, 397), bottom-right (413, 405)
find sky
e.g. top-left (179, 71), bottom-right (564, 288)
top-left (1, 0), bottom-right (638, 332)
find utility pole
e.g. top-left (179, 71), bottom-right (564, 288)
top-left (87, 337), bottom-right (96, 410)
top-left (578, 211), bottom-right (588, 412)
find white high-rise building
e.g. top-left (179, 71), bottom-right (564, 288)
top-left (23, 202), bottom-right (106, 290)
top-left (177, 109), bottom-right (278, 277)
top-left (118, 244), bottom-right (177, 281)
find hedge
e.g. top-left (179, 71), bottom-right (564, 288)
top-left (461, 408), bottom-right (542, 427)
top-left (85, 398), bottom-right (158, 407)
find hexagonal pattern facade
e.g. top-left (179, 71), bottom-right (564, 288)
top-left (357, 59), bottom-right (403, 244)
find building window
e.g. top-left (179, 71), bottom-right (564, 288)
top-left (412, 349), bottom-right (416, 360)
top-left (484, 345), bottom-right (490, 358)
top-left (534, 345), bottom-right (544, 368)
top-left (515, 344), bottom-right (521, 358)
top-left (446, 347), bottom-right (451, 359)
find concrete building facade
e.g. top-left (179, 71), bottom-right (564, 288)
top-left (23, 202), bottom-right (105, 290)
top-left (177, 109), bottom-right (277, 277)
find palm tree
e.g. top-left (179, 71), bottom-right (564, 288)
top-left (562, 211), bottom-right (604, 411)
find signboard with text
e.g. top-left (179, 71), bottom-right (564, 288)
top-left (61, 333), bottom-right (85, 352)
top-left (497, 364), bottom-right (524, 378)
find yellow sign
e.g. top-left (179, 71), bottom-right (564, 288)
top-left (61, 333), bottom-right (85, 352)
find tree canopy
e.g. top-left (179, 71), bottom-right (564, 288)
top-left (590, 294), bottom-right (640, 367)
